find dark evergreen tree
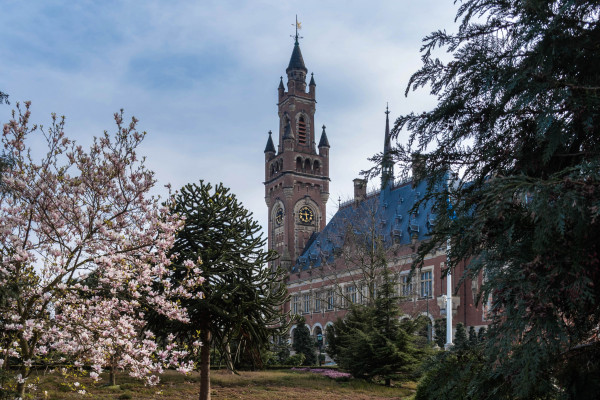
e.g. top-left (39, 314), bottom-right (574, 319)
top-left (292, 317), bottom-right (317, 366)
top-left (327, 268), bottom-right (420, 386)
top-left (433, 318), bottom-right (446, 349)
top-left (148, 181), bottom-right (288, 400)
top-left (415, 342), bottom-right (496, 400)
top-left (477, 327), bottom-right (486, 342)
top-left (468, 326), bottom-right (478, 347)
top-left (272, 336), bottom-right (291, 365)
top-left (372, 1), bottom-right (600, 397)
top-left (453, 323), bottom-right (468, 351)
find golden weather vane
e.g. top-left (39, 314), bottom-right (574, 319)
top-left (291, 15), bottom-right (303, 44)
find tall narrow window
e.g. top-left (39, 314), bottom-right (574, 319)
top-left (293, 295), bottom-right (300, 315)
top-left (401, 275), bottom-right (413, 297)
top-left (303, 293), bottom-right (311, 314)
top-left (314, 292), bottom-right (322, 312)
top-left (327, 290), bottom-right (334, 310)
top-left (298, 116), bottom-right (307, 144)
top-left (346, 285), bottom-right (357, 305)
top-left (420, 271), bottom-right (433, 298)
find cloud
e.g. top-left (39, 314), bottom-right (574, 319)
top-left (0, 0), bottom-right (461, 238)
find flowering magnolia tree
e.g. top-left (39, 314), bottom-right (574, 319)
top-left (0, 103), bottom-right (202, 397)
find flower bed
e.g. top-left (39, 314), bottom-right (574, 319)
top-left (291, 367), bottom-right (352, 380)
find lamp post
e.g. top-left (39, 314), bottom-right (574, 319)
top-left (445, 249), bottom-right (453, 350)
top-left (426, 286), bottom-right (431, 343)
top-left (317, 333), bottom-right (323, 366)
top-left (445, 171), bottom-right (458, 350)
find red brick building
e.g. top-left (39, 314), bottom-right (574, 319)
top-left (264, 37), bottom-right (490, 344)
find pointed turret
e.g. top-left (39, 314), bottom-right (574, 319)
top-left (318, 125), bottom-right (330, 148)
top-left (381, 104), bottom-right (394, 189)
top-left (264, 130), bottom-right (276, 154)
top-left (309, 73), bottom-right (316, 97)
top-left (287, 41), bottom-right (307, 73)
top-left (286, 39), bottom-right (308, 92)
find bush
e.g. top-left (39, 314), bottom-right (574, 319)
top-left (286, 353), bottom-right (306, 367)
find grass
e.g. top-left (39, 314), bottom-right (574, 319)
top-left (26, 369), bottom-right (416, 399)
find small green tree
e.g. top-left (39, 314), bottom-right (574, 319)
top-left (453, 323), bottom-right (468, 351)
top-left (433, 318), bottom-right (446, 349)
top-left (468, 326), bottom-right (477, 347)
top-left (292, 317), bottom-right (317, 366)
top-left (327, 268), bottom-right (419, 386)
top-left (477, 327), bottom-right (486, 342)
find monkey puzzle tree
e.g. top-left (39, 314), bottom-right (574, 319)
top-left (0, 103), bottom-right (196, 397)
top-left (155, 181), bottom-right (288, 400)
top-left (376, 0), bottom-right (600, 397)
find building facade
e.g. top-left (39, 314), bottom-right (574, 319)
top-left (264, 38), bottom-right (489, 344)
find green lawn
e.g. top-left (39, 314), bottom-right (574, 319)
top-left (26, 369), bottom-right (416, 399)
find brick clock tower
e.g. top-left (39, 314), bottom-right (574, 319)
top-left (264, 33), bottom-right (330, 271)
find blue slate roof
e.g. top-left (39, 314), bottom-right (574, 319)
top-left (291, 178), bottom-right (439, 272)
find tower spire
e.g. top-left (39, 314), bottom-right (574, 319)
top-left (381, 103), bottom-right (394, 189)
top-left (286, 16), bottom-right (307, 90)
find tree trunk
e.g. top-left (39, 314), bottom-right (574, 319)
top-left (199, 330), bottom-right (212, 400)
top-left (224, 342), bottom-right (235, 373)
top-left (385, 377), bottom-right (391, 387)
top-left (16, 365), bottom-right (28, 397)
top-left (109, 364), bottom-right (116, 386)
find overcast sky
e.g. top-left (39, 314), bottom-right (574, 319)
top-left (0, 0), bottom-right (460, 235)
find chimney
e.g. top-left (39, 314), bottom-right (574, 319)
top-left (353, 178), bottom-right (367, 202)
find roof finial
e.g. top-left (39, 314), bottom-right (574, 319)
top-left (291, 15), bottom-right (303, 45)
top-left (381, 103), bottom-right (394, 189)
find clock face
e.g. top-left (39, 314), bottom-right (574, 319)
top-left (275, 208), bottom-right (284, 226)
top-left (298, 206), bottom-right (314, 224)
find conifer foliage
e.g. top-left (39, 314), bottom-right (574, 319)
top-left (292, 317), bottom-right (317, 366)
top-left (326, 268), bottom-right (418, 386)
top-left (381, 1), bottom-right (600, 398)
top-left (154, 181), bottom-right (288, 400)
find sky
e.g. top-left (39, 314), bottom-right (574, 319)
top-left (0, 0), bottom-right (460, 235)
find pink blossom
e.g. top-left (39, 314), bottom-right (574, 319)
top-left (0, 104), bottom-right (201, 394)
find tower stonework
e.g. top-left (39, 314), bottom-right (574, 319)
top-left (264, 38), bottom-right (330, 271)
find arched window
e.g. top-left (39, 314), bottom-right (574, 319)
top-left (296, 157), bottom-right (303, 172)
top-left (313, 160), bottom-right (320, 174)
top-left (304, 158), bottom-right (311, 173)
top-left (298, 116), bottom-right (307, 144)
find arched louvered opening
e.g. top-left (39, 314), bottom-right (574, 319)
top-left (298, 116), bottom-right (307, 144)
top-left (296, 157), bottom-right (303, 172)
top-left (304, 158), bottom-right (312, 173)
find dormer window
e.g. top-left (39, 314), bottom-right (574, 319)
top-left (298, 116), bottom-right (307, 144)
